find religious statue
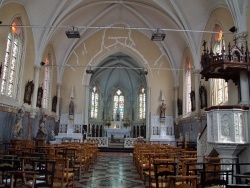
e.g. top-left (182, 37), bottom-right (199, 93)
top-left (160, 102), bottom-right (166, 118)
top-left (12, 107), bottom-right (25, 139)
top-left (50, 130), bottom-right (55, 141)
top-left (115, 108), bottom-right (120, 121)
top-left (69, 100), bottom-right (74, 115)
top-left (36, 113), bottom-right (47, 139)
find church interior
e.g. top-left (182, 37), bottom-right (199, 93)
top-left (1, 0), bottom-right (250, 187)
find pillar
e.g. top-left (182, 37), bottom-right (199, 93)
top-left (173, 86), bottom-right (178, 122)
top-left (194, 69), bottom-right (202, 132)
top-left (54, 84), bottom-right (61, 134)
top-left (30, 66), bottom-right (40, 118)
top-left (55, 84), bottom-right (61, 122)
top-left (173, 86), bottom-right (179, 135)
top-left (146, 87), bottom-right (151, 141)
top-left (85, 85), bottom-right (90, 134)
top-left (235, 32), bottom-right (249, 106)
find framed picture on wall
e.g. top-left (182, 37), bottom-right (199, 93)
top-left (36, 86), bottom-right (43, 108)
top-left (23, 80), bottom-right (34, 105)
top-left (52, 95), bottom-right (57, 112)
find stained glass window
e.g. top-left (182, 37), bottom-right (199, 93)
top-left (42, 54), bottom-right (52, 108)
top-left (139, 87), bottom-right (146, 119)
top-left (211, 24), bottom-right (228, 105)
top-left (185, 61), bottom-right (192, 114)
top-left (1, 17), bottom-right (24, 99)
top-left (90, 86), bottom-right (99, 118)
top-left (113, 89), bottom-right (124, 120)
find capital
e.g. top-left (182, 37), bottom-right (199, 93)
top-left (234, 32), bottom-right (248, 41)
top-left (30, 109), bottom-right (37, 119)
top-left (57, 84), bottom-right (62, 89)
top-left (234, 32), bottom-right (248, 46)
top-left (55, 115), bottom-right (60, 122)
top-left (34, 66), bottom-right (40, 72)
top-left (193, 69), bottom-right (201, 75)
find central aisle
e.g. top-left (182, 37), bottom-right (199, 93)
top-left (75, 152), bottom-right (146, 188)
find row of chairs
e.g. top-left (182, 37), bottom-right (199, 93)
top-left (134, 143), bottom-right (198, 188)
top-left (134, 143), bottom-right (250, 188)
top-left (0, 141), bottom-right (99, 187)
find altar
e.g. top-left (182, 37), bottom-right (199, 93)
top-left (54, 113), bottom-right (84, 143)
top-left (104, 128), bottom-right (131, 139)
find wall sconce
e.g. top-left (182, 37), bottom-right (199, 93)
top-left (151, 28), bottom-right (166, 41)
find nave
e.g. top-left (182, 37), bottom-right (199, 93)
top-left (75, 152), bottom-right (145, 188)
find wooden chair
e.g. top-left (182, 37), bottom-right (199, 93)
top-left (150, 158), bottom-right (177, 188)
top-left (29, 159), bottom-right (56, 188)
top-left (53, 158), bottom-right (74, 188)
top-left (0, 158), bottom-right (21, 187)
top-left (167, 175), bottom-right (197, 188)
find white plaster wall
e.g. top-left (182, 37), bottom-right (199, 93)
top-left (60, 24), bottom-right (174, 119)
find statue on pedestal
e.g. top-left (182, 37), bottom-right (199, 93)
top-left (36, 113), bottom-right (47, 139)
top-left (12, 107), bottom-right (25, 140)
top-left (160, 102), bottom-right (166, 118)
top-left (69, 100), bottom-right (74, 115)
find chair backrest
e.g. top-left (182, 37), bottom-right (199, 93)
top-left (32, 159), bottom-right (56, 188)
top-left (168, 175), bottom-right (197, 188)
top-left (153, 159), bottom-right (177, 188)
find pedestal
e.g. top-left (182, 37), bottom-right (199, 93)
top-left (36, 138), bottom-right (46, 147)
top-left (10, 140), bottom-right (22, 149)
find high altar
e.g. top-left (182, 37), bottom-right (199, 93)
top-left (104, 120), bottom-right (131, 138)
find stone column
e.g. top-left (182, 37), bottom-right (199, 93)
top-left (30, 66), bottom-right (40, 118)
top-left (235, 32), bottom-right (249, 106)
top-left (193, 70), bottom-right (201, 115)
top-left (85, 85), bottom-right (90, 134)
top-left (173, 86), bottom-right (179, 136)
top-left (194, 69), bottom-right (202, 132)
top-left (54, 84), bottom-right (61, 134)
top-left (173, 86), bottom-right (178, 122)
top-left (55, 84), bottom-right (61, 122)
top-left (146, 87), bottom-right (151, 140)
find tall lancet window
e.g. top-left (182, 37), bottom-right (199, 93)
top-left (1, 17), bottom-right (24, 99)
top-left (184, 60), bottom-right (192, 114)
top-left (139, 87), bottom-right (146, 119)
top-left (42, 53), bottom-right (52, 109)
top-left (113, 89), bottom-right (124, 120)
top-left (211, 24), bottom-right (228, 105)
top-left (90, 86), bottom-right (99, 118)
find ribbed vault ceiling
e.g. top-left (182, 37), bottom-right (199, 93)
top-left (1, 0), bottom-right (245, 84)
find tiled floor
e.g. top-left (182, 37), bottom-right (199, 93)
top-left (75, 152), bottom-right (146, 188)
